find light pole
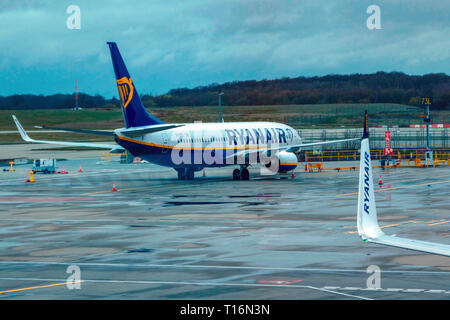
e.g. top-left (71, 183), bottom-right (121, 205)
top-left (218, 90), bottom-right (224, 122)
top-left (421, 97), bottom-right (433, 165)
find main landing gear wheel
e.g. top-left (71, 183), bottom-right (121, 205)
top-left (176, 168), bottom-right (195, 180)
top-left (232, 169), bottom-right (240, 180)
top-left (186, 169), bottom-right (194, 180)
top-left (240, 168), bottom-right (250, 180)
top-left (232, 168), bottom-right (250, 180)
top-left (177, 169), bottom-right (185, 180)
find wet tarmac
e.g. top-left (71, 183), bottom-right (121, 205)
top-left (0, 148), bottom-right (449, 299)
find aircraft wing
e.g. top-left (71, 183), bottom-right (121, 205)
top-left (36, 124), bottom-right (185, 137)
top-left (366, 235), bottom-right (450, 257)
top-left (225, 137), bottom-right (360, 161)
top-left (356, 111), bottom-right (450, 256)
top-left (36, 125), bottom-right (113, 136)
top-left (12, 115), bottom-right (123, 151)
top-left (286, 138), bottom-right (360, 152)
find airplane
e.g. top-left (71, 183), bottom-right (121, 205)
top-left (356, 111), bottom-right (450, 256)
top-left (13, 42), bottom-right (360, 181)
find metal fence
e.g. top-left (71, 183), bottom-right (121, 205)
top-left (297, 127), bottom-right (449, 150)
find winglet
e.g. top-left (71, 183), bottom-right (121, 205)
top-left (357, 132), bottom-right (383, 239)
top-left (12, 115), bottom-right (33, 142)
top-left (357, 122), bottom-right (450, 256)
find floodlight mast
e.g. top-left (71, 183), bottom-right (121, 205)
top-left (218, 90), bottom-right (224, 122)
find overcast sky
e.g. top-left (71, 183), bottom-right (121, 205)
top-left (0, 0), bottom-right (448, 97)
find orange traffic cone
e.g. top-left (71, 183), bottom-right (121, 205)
top-left (78, 164), bottom-right (83, 172)
top-left (378, 175), bottom-right (383, 188)
top-left (202, 169), bottom-right (206, 177)
top-left (291, 171), bottom-right (295, 178)
top-left (26, 171), bottom-right (35, 183)
top-left (112, 182), bottom-right (117, 192)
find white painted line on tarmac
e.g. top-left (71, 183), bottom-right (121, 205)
top-left (2, 277), bottom-right (449, 297)
top-left (1, 261), bottom-right (450, 275)
top-left (0, 277), bottom-right (372, 300)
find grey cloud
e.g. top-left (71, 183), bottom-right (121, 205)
top-left (0, 0), bottom-right (448, 96)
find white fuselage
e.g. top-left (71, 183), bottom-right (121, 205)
top-left (114, 122), bottom-right (301, 169)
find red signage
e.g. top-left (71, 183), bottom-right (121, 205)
top-left (384, 131), bottom-right (393, 155)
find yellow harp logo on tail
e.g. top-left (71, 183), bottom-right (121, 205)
top-left (116, 77), bottom-right (134, 109)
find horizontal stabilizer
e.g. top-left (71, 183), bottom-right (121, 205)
top-left (120, 124), bottom-right (185, 137)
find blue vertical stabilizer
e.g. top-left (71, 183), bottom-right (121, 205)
top-left (107, 42), bottom-right (164, 128)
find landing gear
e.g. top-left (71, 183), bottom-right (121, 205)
top-left (232, 167), bottom-right (250, 180)
top-left (176, 168), bottom-right (195, 180)
top-left (232, 169), bottom-right (240, 180)
top-left (240, 168), bottom-right (250, 180)
top-left (186, 169), bottom-right (194, 180)
top-left (177, 169), bottom-right (185, 180)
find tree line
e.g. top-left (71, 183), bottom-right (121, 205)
top-left (1, 72), bottom-right (448, 110)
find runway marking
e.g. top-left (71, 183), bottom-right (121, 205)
top-left (1, 261), bottom-right (450, 275)
top-left (0, 281), bottom-right (81, 295)
top-left (336, 179), bottom-right (450, 197)
top-left (80, 182), bottom-right (183, 195)
top-left (3, 277), bottom-right (450, 298)
top-left (380, 223), bottom-right (402, 229)
top-left (0, 196), bottom-right (92, 203)
top-left (0, 168), bottom-right (164, 186)
top-left (429, 220), bottom-right (450, 226)
top-left (321, 286), bottom-right (450, 294)
top-left (0, 277), bottom-right (371, 300)
top-left (257, 280), bottom-right (302, 285)
top-left (344, 218), bottom-right (450, 234)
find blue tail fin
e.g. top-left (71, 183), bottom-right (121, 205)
top-left (107, 42), bottom-right (164, 128)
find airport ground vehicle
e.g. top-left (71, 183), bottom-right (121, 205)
top-left (32, 159), bottom-right (56, 174)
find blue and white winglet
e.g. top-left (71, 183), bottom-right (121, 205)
top-left (357, 111), bottom-right (450, 256)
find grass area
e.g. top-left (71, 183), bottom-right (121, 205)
top-left (1, 104), bottom-right (448, 144)
top-left (0, 109), bottom-right (123, 130)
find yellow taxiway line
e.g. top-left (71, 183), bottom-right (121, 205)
top-left (428, 220), bottom-right (450, 226)
top-left (0, 281), bottom-right (82, 295)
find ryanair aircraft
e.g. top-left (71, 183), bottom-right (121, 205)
top-left (13, 42), bottom-right (359, 180)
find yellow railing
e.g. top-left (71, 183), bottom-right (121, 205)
top-left (100, 152), bottom-right (129, 162)
top-left (302, 148), bottom-right (450, 162)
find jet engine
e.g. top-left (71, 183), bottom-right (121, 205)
top-left (265, 150), bottom-right (298, 173)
